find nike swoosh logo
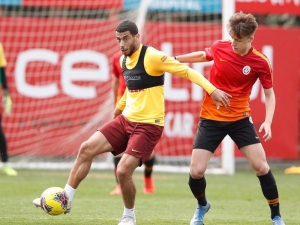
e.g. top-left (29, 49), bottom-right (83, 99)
top-left (220, 58), bottom-right (227, 62)
top-left (255, 136), bottom-right (259, 139)
top-left (131, 149), bottom-right (141, 153)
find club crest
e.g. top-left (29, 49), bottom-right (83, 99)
top-left (243, 65), bottom-right (251, 75)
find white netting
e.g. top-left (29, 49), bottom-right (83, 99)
top-left (0, 0), bottom-right (234, 173)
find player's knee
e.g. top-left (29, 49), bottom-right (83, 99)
top-left (253, 163), bottom-right (270, 176)
top-left (190, 166), bottom-right (205, 179)
top-left (116, 166), bottom-right (128, 182)
top-left (78, 141), bottom-right (93, 159)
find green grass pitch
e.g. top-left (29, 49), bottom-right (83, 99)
top-left (0, 169), bottom-right (299, 225)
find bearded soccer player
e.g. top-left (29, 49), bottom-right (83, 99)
top-left (176, 11), bottom-right (285, 225)
top-left (0, 43), bottom-right (17, 176)
top-left (110, 50), bottom-right (156, 195)
top-left (33, 20), bottom-right (230, 225)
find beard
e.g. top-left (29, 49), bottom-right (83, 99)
top-left (125, 43), bottom-right (137, 57)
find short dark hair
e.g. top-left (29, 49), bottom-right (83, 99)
top-left (227, 11), bottom-right (258, 39)
top-left (116, 20), bottom-right (139, 36)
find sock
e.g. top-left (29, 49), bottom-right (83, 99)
top-left (123, 206), bottom-right (135, 218)
top-left (257, 170), bottom-right (281, 219)
top-left (144, 155), bottom-right (155, 177)
top-left (64, 184), bottom-right (76, 201)
top-left (114, 167), bottom-right (119, 184)
top-left (188, 175), bottom-right (207, 206)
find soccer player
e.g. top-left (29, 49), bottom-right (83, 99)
top-left (0, 42), bottom-right (17, 176)
top-left (33, 20), bottom-right (230, 225)
top-left (110, 50), bottom-right (156, 195)
top-left (175, 12), bottom-right (285, 225)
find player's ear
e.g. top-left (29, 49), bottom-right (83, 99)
top-left (249, 35), bottom-right (254, 42)
top-left (135, 33), bottom-right (140, 40)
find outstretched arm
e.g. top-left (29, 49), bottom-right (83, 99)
top-left (149, 53), bottom-right (231, 108)
top-left (175, 50), bottom-right (231, 108)
top-left (175, 51), bottom-right (208, 63)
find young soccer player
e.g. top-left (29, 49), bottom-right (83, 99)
top-left (176, 11), bottom-right (285, 225)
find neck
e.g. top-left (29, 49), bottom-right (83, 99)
top-left (133, 43), bottom-right (142, 53)
top-left (240, 45), bottom-right (252, 56)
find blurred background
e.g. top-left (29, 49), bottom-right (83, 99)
top-left (0, 0), bottom-right (299, 174)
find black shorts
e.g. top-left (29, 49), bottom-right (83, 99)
top-left (193, 117), bottom-right (261, 153)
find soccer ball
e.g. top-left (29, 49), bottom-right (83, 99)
top-left (40, 187), bottom-right (69, 216)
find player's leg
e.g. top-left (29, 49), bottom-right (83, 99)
top-left (143, 151), bottom-right (155, 194)
top-left (117, 122), bottom-right (163, 225)
top-left (0, 116), bottom-right (17, 176)
top-left (117, 153), bottom-right (139, 225)
top-left (241, 144), bottom-right (285, 225)
top-left (110, 155), bottom-right (122, 195)
top-left (189, 148), bottom-right (212, 225)
top-left (33, 130), bottom-right (115, 211)
top-left (231, 117), bottom-right (285, 225)
top-left (189, 119), bottom-right (226, 225)
top-left (65, 115), bottom-right (132, 213)
top-left (66, 130), bottom-right (114, 189)
top-left (33, 115), bottom-right (129, 213)
top-left (63, 131), bottom-right (116, 213)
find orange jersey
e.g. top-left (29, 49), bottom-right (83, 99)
top-left (112, 51), bottom-right (126, 98)
top-left (201, 40), bottom-right (273, 121)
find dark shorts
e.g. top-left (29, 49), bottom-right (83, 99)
top-left (98, 115), bottom-right (163, 165)
top-left (193, 117), bottom-right (261, 153)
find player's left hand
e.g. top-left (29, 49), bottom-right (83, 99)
top-left (210, 89), bottom-right (231, 109)
top-left (259, 121), bottom-right (272, 141)
top-left (3, 94), bottom-right (12, 115)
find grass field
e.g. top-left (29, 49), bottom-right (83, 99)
top-left (0, 168), bottom-right (299, 225)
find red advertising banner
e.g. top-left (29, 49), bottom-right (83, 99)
top-left (23, 0), bottom-right (123, 8)
top-left (0, 18), bottom-right (299, 159)
top-left (236, 0), bottom-right (300, 15)
top-left (0, 17), bottom-right (120, 156)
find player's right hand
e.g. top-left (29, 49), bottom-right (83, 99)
top-left (210, 89), bottom-right (231, 109)
top-left (113, 108), bottom-right (122, 118)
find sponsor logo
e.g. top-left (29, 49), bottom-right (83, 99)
top-left (220, 58), bottom-right (227, 62)
top-left (155, 119), bottom-right (160, 123)
top-left (125, 75), bottom-right (141, 81)
top-left (131, 149), bottom-right (141, 153)
top-left (243, 65), bottom-right (251, 75)
top-left (161, 55), bottom-right (168, 62)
